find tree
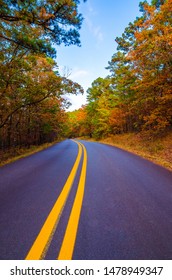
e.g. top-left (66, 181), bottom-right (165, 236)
top-left (0, 0), bottom-right (86, 57)
top-left (106, 51), bottom-right (137, 132)
top-left (86, 77), bottom-right (115, 138)
top-left (0, 54), bottom-right (83, 148)
top-left (151, 0), bottom-right (166, 8)
top-left (84, 0), bottom-right (171, 138)
top-left (0, 0), bottom-right (86, 150)
top-left (129, 0), bottom-right (172, 133)
top-left (67, 105), bottom-right (89, 138)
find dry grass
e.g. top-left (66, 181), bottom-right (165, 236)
top-left (0, 141), bottom-right (61, 167)
top-left (1, 133), bottom-right (171, 171)
top-left (98, 131), bottom-right (172, 171)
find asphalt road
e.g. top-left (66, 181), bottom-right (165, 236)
top-left (0, 139), bottom-right (172, 260)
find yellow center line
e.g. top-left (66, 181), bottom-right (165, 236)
top-left (25, 141), bottom-right (82, 260)
top-left (57, 141), bottom-right (87, 260)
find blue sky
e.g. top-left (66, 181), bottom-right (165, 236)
top-left (56, 0), bottom-right (147, 111)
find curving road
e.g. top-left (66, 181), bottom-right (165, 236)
top-left (0, 139), bottom-right (172, 260)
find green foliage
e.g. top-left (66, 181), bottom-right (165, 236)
top-left (0, 0), bottom-right (85, 149)
top-left (151, 0), bottom-right (166, 8)
top-left (0, 51), bottom-right (84, 147)
top-left (0, 0), bottom-right (86, 57)
top-left (70, 0), bottom-right (172, 139)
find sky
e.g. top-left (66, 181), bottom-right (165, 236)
top-left (56, 0), bottom-right (147, 111)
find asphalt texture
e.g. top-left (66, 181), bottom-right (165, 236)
top-left (0, 139), bottom-right (172, 260)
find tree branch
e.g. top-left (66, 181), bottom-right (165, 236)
top-left (0, 93), bottom-right (52, 129)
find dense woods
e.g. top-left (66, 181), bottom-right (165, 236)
top-left (68, 0), bottom-right (172, 139)
top-left (0, 0), bottom-right (84, 150)
top-left (0, 0), bottom-right (172, 160)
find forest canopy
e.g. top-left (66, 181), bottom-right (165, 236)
top-left (68, 0), bottom-right (172, 139)
top-left (0, 0), bottom-right (172, 153)
top-left (0, 0), bottom-right (85, 149)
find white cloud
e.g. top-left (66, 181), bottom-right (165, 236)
top-left (87, 2), bottom-right (97, 16)
top-left (85, 17), bottom-right (104, 43)
top-left (70, 69), bottom-right (89, 80)
top-left (94, 26), bottom-right (104, 42)
top-left (81, 1), bottom-right (103, 44)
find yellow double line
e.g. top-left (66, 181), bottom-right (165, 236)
top-left (25, 140), bottom-right (87, 260)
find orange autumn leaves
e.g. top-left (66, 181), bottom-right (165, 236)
top-left (0, 0), bottom-right (85, 149)
top-left (68, 0), bottom-right (172, 139)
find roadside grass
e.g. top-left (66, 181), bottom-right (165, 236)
top-left (1, 132), bottom-right (171, 171)
top-left (79, 130), bottom-right (172, 171)
top-left (97, 131), bottom-right (172, 171)
top-left (0, 140), bottom-right (62, 167)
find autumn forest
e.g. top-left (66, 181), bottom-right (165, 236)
top-left (0, 0), bottom-right (172, 165)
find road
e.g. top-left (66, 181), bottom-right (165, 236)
top-left (0, 139), bottom-right (172, 260)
